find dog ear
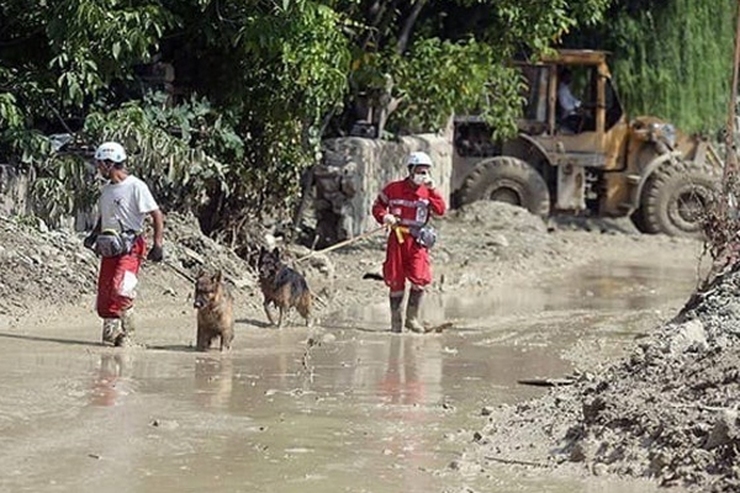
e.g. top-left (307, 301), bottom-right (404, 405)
top-left (196, 268), bottom-right (206, 279)
top-left (272, 247), bottom-right (280, 258)
top-left (212, 270), bottom-right (223, 283)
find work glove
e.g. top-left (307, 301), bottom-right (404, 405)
top-left (382, 213), bottom-right (398, 226)
top-left (423, 176), bottom-right (435, 189)
top-left (83, 233), bottom-right (97, 251)
top-left (147, 244), bottom-right (164, 262)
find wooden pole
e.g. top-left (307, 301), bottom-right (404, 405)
top-left (294, 225), bottom-right (387, 263)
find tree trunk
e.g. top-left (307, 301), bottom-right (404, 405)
top-left (396, 0), bottom-right (427, 54)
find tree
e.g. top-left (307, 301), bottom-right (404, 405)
top-left (562, 0), bottom-right (736, 134)
top-left (335, 0), bottom-right (611, 136)
top-left (0, 0), bottom-right (612, 235)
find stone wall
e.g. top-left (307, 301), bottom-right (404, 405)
top-left (0, 165), bottom-right (93, 231)
top-left (313, 134), bottom-right (452, 247)
top-left (0, 165), bottom-right (31, 217)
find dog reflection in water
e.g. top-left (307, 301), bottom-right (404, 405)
top-left (194, 356), bottom-right (234, 410)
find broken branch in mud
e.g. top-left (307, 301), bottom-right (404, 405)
top-left (668, 402), bottom-right (738, 413)
top-left (517, 378), bottom-right (576, 387)
top-left (484, 456), bottom-right (553, 468)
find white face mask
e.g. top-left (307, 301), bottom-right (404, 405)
top-left (412, 170), bottom-right (429, 185)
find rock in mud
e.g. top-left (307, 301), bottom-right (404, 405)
top-left (704, 410), bottom-right (739, 450)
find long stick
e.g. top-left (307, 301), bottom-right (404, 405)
top-left (162, 260), bottom-right (196, 283)
top-left (295, 225), bottom-right (387, 262)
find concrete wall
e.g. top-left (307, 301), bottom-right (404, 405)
top-left (0, 165), bottom-right (92, 231)
top-left (0, 165), bottom-right (31, 217)
top-left (314, 134), bottom-right (452, 246)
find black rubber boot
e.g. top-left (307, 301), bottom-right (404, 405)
top-left (405, 289), bottom-right (425, 333)
top-left (390, 295), bottom-right (404, 333)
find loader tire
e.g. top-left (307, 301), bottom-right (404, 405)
top-left (638, 159), bottom-right (719, 237)
top-left (456, 156), bottom-right (550, 218)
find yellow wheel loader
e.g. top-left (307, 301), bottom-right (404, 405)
top-left (452, 49), bottom-right (723, 237)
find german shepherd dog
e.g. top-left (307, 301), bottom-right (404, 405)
top-left (258, 247), bottom-right (312, 328)
top-left (193, 270), bottom-right (235, 351)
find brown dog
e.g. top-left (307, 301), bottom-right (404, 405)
top-left (193, 269), bottom-right (235, 351)
top-left (258, 247), bottom-right (312, 328)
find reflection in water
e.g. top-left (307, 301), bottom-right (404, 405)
top-left (373, 336), bottom-right (444, 491)
top-left (340, 261), bottom-right (696, 328)
top-left (429, 261), bottom-right (696, 322)
top-left (89, 353), bottom-right (128, 407)
top-left (377, 337), bottom-right (443, 407)
top-left (1, 255), bottom-right (697, 493)
top-left (194, 355), bottom-right (234, 410)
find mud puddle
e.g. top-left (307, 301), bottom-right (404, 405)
top-left (0, 255), bottom-right (696, 493)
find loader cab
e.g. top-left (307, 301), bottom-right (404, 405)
top-left (516, 52), bottom-right (625, 137)
top-left (545, 55), bottom-right (625, 137)
top-left (452, 50), bottom-right (629, 212)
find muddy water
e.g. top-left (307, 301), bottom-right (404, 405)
top-left (0, 255), bottom-right (696, 493)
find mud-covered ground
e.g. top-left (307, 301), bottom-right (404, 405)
top-left (460, 259), bottom-right (740, 493)
top-left (0, 201), bottom-right (724, 492)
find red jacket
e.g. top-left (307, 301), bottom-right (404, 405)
top-left (372, 178), bottom-right (446, 228)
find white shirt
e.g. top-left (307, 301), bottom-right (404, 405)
top-left (558, 82), bottom-right (581, 118)
top-left (99, 175), bottom-right (159, 232)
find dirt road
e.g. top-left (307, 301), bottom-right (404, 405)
top-left (0, 203), bottom-right (713, 492)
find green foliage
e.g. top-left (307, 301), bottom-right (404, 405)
top-left (28, 92), bottom-right (240, 228)
top-left (2, 0), bottom-right (617, 235)
top-left (483, 0), bottom-right (611, 53)
top-left (345, 0), bottom-right (611, 137)
top-left (371, 37), bottom-right (525, 137)
top-left (566, 0), bottom-right (735, 134)
top-left (30, 156), bottom-right (97, 226)
top-left (47, 0), bottom-right (174, 106)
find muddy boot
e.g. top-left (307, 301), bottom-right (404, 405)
top-left (405, 289), bottom-right (425, 333)
top-left (102, 318), bottom-right (123, 345)
top-left (390, 295), bottom-right (403, 333)
top-left (117, 308), bottom-right (138, 347)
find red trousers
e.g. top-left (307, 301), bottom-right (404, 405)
top-left (96, 237), bottom-right (146, 318)
top-left (383, 230), bottom-right (431, 295)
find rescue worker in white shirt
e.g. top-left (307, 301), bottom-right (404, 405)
top-left (83, 142), bottom-right (164, 347)
top-left (557, 67), bottom-right (584, 133)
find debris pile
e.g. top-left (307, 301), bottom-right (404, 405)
top-left (473, 265), bottom-right (740, 491)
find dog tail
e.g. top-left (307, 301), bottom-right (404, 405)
top-left (362, 272), bottom-right (384, 281)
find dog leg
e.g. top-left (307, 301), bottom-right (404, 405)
top-left (196, 326), bottom-right (207, 351)
top-left (297, 298), bottom-right (312, 327)
top-left (263, 301), bottom-right (276, 326)
top-left (277, 307), bottom-right (284, 329)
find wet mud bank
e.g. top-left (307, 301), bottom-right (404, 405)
top-left (463, 264), bottom-right (740, 492)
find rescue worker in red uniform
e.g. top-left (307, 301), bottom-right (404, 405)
top-left (372, 151), bottom-right (447, 333)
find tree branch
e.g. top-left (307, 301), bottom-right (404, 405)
top-left (396, 0), bottom-right (427, 54)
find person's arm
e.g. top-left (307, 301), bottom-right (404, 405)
top-left (427, 187), bottom-right (447, 217)
top-left (83, 217), bottom-right (102, 250)
top-left (135, 181), bottom-right (164, 261)
top-left (558, 84), bottom-right (580, 112)
top-left (149, 209), bottom-right (164, 247)
top-left (372, 184), bottom-right (397, 225)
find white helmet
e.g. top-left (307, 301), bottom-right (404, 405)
top-left (406, 151), bottom-right (433, 168)
top-left (94, 141), bottom-right (127, 163)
